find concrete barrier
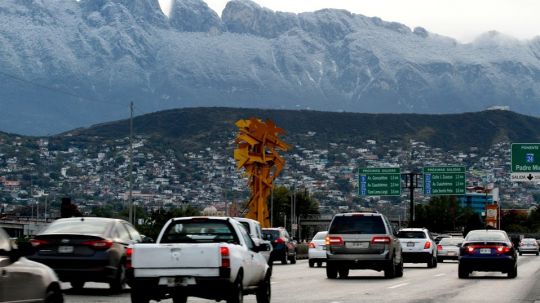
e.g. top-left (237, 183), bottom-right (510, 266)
top-left (296, 243), bottom-right (309, 259)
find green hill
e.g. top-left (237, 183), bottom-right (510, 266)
top-left (55, 108), bottom-right (540, 154)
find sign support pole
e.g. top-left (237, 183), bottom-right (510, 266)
top-left (404, 172), bottom-right (422, 227)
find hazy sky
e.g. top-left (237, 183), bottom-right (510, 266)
top-left (159, 0), bottom-right (540, 43)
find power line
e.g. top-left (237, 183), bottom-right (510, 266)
top-left (0, 70), bottom-right (129, 108)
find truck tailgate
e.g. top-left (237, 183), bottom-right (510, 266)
top-left (132, 243), bottom-right (221, 269)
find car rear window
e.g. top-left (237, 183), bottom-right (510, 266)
top-left (465, 231), bottom-right (507, 241)
top-left (397, 231), bottom-right (426, 239)
top-left (329, 215), bottom-right (386, 234)
top-left (162, 220), bottom-right (239, 244)
top-left (439, 238), bottom-right (463, 245)
top-left (522, 239), bottom-right (537, 244)
top-left (262, 230), bottom-right (280, 240)
top-left (43, 220), bottom-right (108, 235)
top-left (312, 232), bottom-right (327, 240)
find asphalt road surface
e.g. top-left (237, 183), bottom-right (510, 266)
top-left (63, 254), bottom-right (540, 303)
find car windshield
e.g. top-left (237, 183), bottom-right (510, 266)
top-left (42, 219), bottom-right (108, 235)
top-left (162, 220), bottom-right (238, 244)
top-left (329, 216), bottom-right (386, 234)
top-left (397, 231), bottom-right (426, 239)
top-left (466, 231), bottom-right (507, 241)
top-left (439, 238), bottom-right (463, 245)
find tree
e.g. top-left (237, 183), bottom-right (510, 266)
top-left (136, 206), bottom-right (200, 240)
top-left (266, 186), bottom-right (319, 229)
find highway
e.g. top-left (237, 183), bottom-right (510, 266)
top-left (64, 255), bottom-right (540, 303)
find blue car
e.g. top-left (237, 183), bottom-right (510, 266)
top-left (458, 229), bottom-right (517, 279)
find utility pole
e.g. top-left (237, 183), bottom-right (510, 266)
top-left (270, 185), bottom-right (274, 227)
top-left (128, 102), bottom-right (134, 224)
top-left (404, 172), bottom-right (422, 227)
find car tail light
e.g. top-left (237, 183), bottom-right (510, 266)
top-left (326, 236), bottom-right (344, 246)
top-left (30, 239), bottom-right (49, 247)
top-left (220, 246), bottom-right (230, 268)
top-left (496, 246), bottom-right (511, 254)
top-left (81, 239), bottom-right (113, 250)
top-left (465, 245), bottom-right (476, 254)
top-left (424, 241), bottom-right (431, 249)
top-left (125, 247), bottom-right (133, 269)
top-left (437, 245), bottom-right (443, 251)
top-left (308, 242), bottom-right (316, 248)
top-left (371, 236), bottom-right (391, 244)
top-left (274, 237), bottom-right (285, 244)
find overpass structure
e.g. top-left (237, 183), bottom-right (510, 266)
top-left (0, 217), bottom-right (52, 238)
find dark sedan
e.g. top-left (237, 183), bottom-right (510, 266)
top-left (262, 227), bottom-right (297, 264)
top-left (458, 229), bottom-right (517, 279)
top-left (29, 217), bottom-right (143, 291)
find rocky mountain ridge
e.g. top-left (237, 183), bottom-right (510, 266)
top-left (0, 0), bottom-right (539, 135)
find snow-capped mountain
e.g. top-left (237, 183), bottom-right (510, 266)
top-left (1, 0), bottom-right (539, 135)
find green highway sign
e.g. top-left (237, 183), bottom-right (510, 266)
top-left (359, 167), bottom-right (401, 196)
top-left (511, 143), bottom-right (540, 182)
top-left (423, 166), bottom-right (466, 195)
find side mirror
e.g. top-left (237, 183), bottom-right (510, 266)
top-left (141, 235), bottom-right (154, 243)
top-left (256, 243), bottom-right (271, 252)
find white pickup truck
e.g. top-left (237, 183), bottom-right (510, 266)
top-left (128, 216), bottom-right (272, 303)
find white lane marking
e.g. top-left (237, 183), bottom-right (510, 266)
top-left (434, 273), bottom-right (446, 277)
top-left (388, 282), bottom-right (409, 289)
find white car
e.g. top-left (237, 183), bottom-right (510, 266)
top-left (0, 227), bottom-right (63, 303)
top-left (308, 231), bottom-right (327, 267)
top-left (234, 217), bottom-right (273, 266)
top-left (397, 228), bottom-right (438, 268)
top-left (437, 237), bottom-right (463, 262)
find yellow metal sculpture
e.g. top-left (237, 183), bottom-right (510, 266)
top-left (234, 118), bottom-right (288, 228)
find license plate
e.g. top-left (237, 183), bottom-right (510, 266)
top-left (345, 242), bottom-right (368, 249)
top-left (407, 242), bottom-right (415, 247)
top-left (448, 251), bottom-right (457, 256)
top-left (160, 277), bottom-right (197, 287)
top-left (58, 246), bottom-right (74, 253)
top-left (480, 248), bottom-right (491, 254)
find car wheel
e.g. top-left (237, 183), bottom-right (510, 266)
top-left (395, 259), bottom-right (404, 278)
top-left (508, 264), bottom-right (517, 279)
top-left (255, 275), bottom-right (271, 303)
top-left (536, 252), bottom-right (539, 256)
top-left (317, 261), bottom-right (323, 267)
top-left (227, 273), bottom-right (243, 303)
top-left (289, 252), bottom-right (297, 264)
top-left (338, 268), bottom-right (349, 279)
top-left (172, 293), bottom-right (187, 303)
top-left (458, 265), bottom-right (469, 279)
top-left (309, 260), bottom-right (315, 268)
top-left (384, 259), bottom-right (396, 279)
top-left (326, 263), bottom-right (338, 279)
top-left (130, 287), bottom-right (150, 303)
top-left (519, 252), bottom-right (523, 256)
top-left (70, 281), bottom-right (85, 290)
top-left (44, 285), bottom-right (64, 303)
top-left (281, 253), bottom-right (288, 265)
top-left (437, 257), bottom-right (443, 263)
top-left (433, 256), bottom-right (438, 268)
top-left (267, 263), bottom-right (273, 277)
top-left (427, 255), bottom-right (435, 268)
top-left (110, 263), bottom-right (126, 293)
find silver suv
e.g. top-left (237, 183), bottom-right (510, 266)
top-left (325, 212), bottom-right (403, 279)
